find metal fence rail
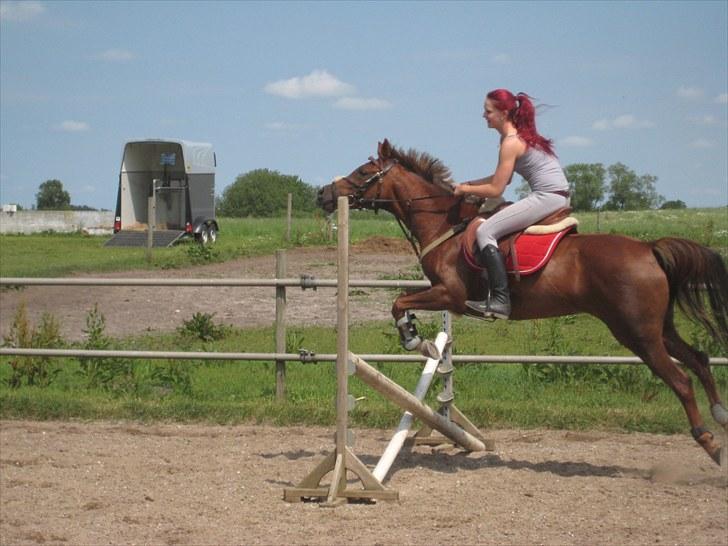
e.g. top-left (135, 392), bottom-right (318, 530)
top-left (0, 277), bottom-right (431, 289)
top-left (1, 348), bottom-right (726, 366)
top-left (2, 275), bottom-right (726, 368)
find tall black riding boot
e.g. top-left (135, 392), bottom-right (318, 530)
top-left (466, 245), bottom-right (511, 319)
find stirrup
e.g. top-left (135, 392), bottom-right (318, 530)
top-left (465, 299), bottom-right (510, 320)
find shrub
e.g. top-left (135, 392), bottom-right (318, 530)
top-left (178, 312), bottom-right (229, 342)
top-left (2, 303), bottom-right (64, 388)
top-left (77, 305), bottom-right (135, 392)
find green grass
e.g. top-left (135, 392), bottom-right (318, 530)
top-left (1, 311), bottom-right (726, 433)
top-left (573, 207), bottom-right (728, 255)
top-left (1, 207), bottom-right (725, 277)
top-left (0, 212), bottom-right (405, 277)
top-left (1, 207), bottom-right (727, 433)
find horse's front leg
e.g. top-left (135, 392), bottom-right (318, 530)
top-left (392, 284), bottom-right (457, 358)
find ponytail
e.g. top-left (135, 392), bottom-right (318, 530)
top-left (486, 89), bottom-right (555, 156)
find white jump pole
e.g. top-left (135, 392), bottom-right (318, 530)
top-left (372, 330), bottom-right (449, 482)
top-left (349, 353), bottom-right (485, 453)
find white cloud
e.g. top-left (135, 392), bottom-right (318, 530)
top-left (592, 114), bottom-right (654, 130)
top-left (716, 93), bottom-right (728, 104)
top-left (0, 1), bottom-right (45, 22)
top-left (491, 53), bottom-right (511, 65)
top-left (677, 86), bottom-right (704, 100)
top-left (54, 120), bottom-right (90, 132)
top-left (560, 136), bottom-right (593, 147)
top-left (264, 121), bottom-right (303, 131)
top-left (690, 139), bottom-right (715, 149)
top-left (689, 115), bottom-right (718, 126)
top-left (264, 69), bottom-right (355, 99)
top-left (333, 97), bottom-right (392, 111)
top-left (93, 49), bottom-right (135, 62)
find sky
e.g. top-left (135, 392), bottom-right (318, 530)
top-left (1, 0), bottom-right (726, 210)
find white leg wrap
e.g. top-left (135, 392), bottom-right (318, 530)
top-left (711, 403), bottom-right (728, 426)
top-left (404, 336), bottom-right (422, 351)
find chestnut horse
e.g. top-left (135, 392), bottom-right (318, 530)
top-left (317, 139), bottom-right (728, 465)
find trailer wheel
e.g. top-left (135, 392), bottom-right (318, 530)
top-left (196, 228), bottom-right (210, 246)
top-left (206, 225), bottom-right (217, 244)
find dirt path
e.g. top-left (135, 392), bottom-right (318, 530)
top-left (0, 239), bottom-right (418, 342)
top-left (1, 420), bottom-right (726, 545)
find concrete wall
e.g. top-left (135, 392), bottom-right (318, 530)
top-left (0, 210), bottom-right (115, 235)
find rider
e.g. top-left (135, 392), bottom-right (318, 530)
top-left (453, 89), bottom-right (570, 319)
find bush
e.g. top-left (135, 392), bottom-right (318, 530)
top-left (2, 303), bottom-right (64, 388)
top-left (217, 169), bottom-right (317, 217)
top-left (660, 200), bottom-right (687, 210)
top-left (77, 305), bottom-right (135, 392)
top-left (178, 312), bottom-right (229, 342)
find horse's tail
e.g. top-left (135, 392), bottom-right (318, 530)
top-left (652, 237), bottom-right (728, 349)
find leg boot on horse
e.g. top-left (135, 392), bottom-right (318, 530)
top-left (466, 245), bottom-right (511, 319)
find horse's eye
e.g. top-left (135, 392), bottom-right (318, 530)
top-left (357, 169), bottom-right (368, 176)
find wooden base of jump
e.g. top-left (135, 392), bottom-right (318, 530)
top-left (283, 446), bottom-right (399, 504)
top-left (412, 404), bottom-right (496, 452)
top-left (284, 352), bottom-right (488, 504)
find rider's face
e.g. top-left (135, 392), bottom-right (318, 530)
top-left (483, 98), bottom-right (505, 130)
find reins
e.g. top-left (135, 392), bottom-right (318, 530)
top-left (339, 158), bottom-right (470, 261)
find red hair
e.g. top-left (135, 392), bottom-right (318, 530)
top-left (486, 89), bottom-right (555, 156)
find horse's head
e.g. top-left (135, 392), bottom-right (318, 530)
top-left (317, 139), bottom-right (404, 214)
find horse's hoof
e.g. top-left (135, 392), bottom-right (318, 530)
top-left (419, 340), bottom-right (441, 360)
top-left (710, 446), bottom-right (722, 466)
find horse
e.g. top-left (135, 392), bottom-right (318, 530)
top-left (317, 139), bottom-right (728, 465)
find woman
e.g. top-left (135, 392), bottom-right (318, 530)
top-left (453, 89), bottom-right (570, 319)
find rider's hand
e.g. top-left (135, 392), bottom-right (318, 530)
top-left (453, 183), bottom-right (468, 196)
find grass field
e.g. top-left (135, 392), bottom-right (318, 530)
top-left (1, 207), bottom-right (725, 278)
top-left (1, 207), bottom-right (727, 432)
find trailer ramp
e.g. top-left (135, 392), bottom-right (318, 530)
top-left (104, 230), bottom-right (186, 248)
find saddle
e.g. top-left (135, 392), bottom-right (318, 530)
top-left (462, 205), bottom-right (578, 279)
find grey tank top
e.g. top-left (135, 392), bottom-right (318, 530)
top-left (514, 145), bottom-right (569, 193)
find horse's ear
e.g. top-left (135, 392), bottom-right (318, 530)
top-left (378, 138), bottom-right (392, 159)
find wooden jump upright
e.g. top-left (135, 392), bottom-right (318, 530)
top-left (283, 197), bottom-right (487, 504)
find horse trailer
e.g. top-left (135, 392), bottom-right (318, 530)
top-left (105, 139), bottom-right (218, 247)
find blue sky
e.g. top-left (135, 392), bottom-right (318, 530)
top-left (1, 0), bottom-right (726, 210)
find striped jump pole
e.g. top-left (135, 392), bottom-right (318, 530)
top-left (348, 352), bottom-right (486, 453)
top-left (372, 330), bottom-right (449, 482)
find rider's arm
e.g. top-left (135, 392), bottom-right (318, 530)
top-left (453, 139), bottom-right (520, 198)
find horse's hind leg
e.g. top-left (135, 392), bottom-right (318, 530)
top-left (640, 340), bottom-right (721, 464)
top-left (663, 313), bottom-right (728, 430)
top-left (605, 315), bottom-right (722, 464)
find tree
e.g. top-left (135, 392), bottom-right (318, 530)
top-left (660, 199), bottom-right (687, 210)
top-left (603, 163), bottom-right (664, 211)
top-left (217, 169), bottom-right (317, 217)
top-left (36, 179), bottom-right (71, 210)
top-left (564, 163), bottom-right (606, 212)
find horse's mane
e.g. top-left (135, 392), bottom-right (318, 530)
top-left (388, 145), bottom-right (454, 193)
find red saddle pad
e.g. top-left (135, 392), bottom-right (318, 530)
top-left (462, 217), bottom-right (575, 276)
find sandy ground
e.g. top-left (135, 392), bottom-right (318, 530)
top-left (1, 420), bottom-right (726, 546)
top-left (1, 240), bottom-right (727, 544)
top-left (0, 239), bottom-right (418, 342)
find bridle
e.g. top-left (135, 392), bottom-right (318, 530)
top-left (337, 156), bottom-right (473, 260)
top-left (338, 156), bottom-right (398, 213)
top-left (340, 156), bottom-right (459, 213)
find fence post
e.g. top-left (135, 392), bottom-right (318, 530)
top-left (275, 250), bottom-right (287, 399)
top-left (146, 180), bottom-right (158, 261)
